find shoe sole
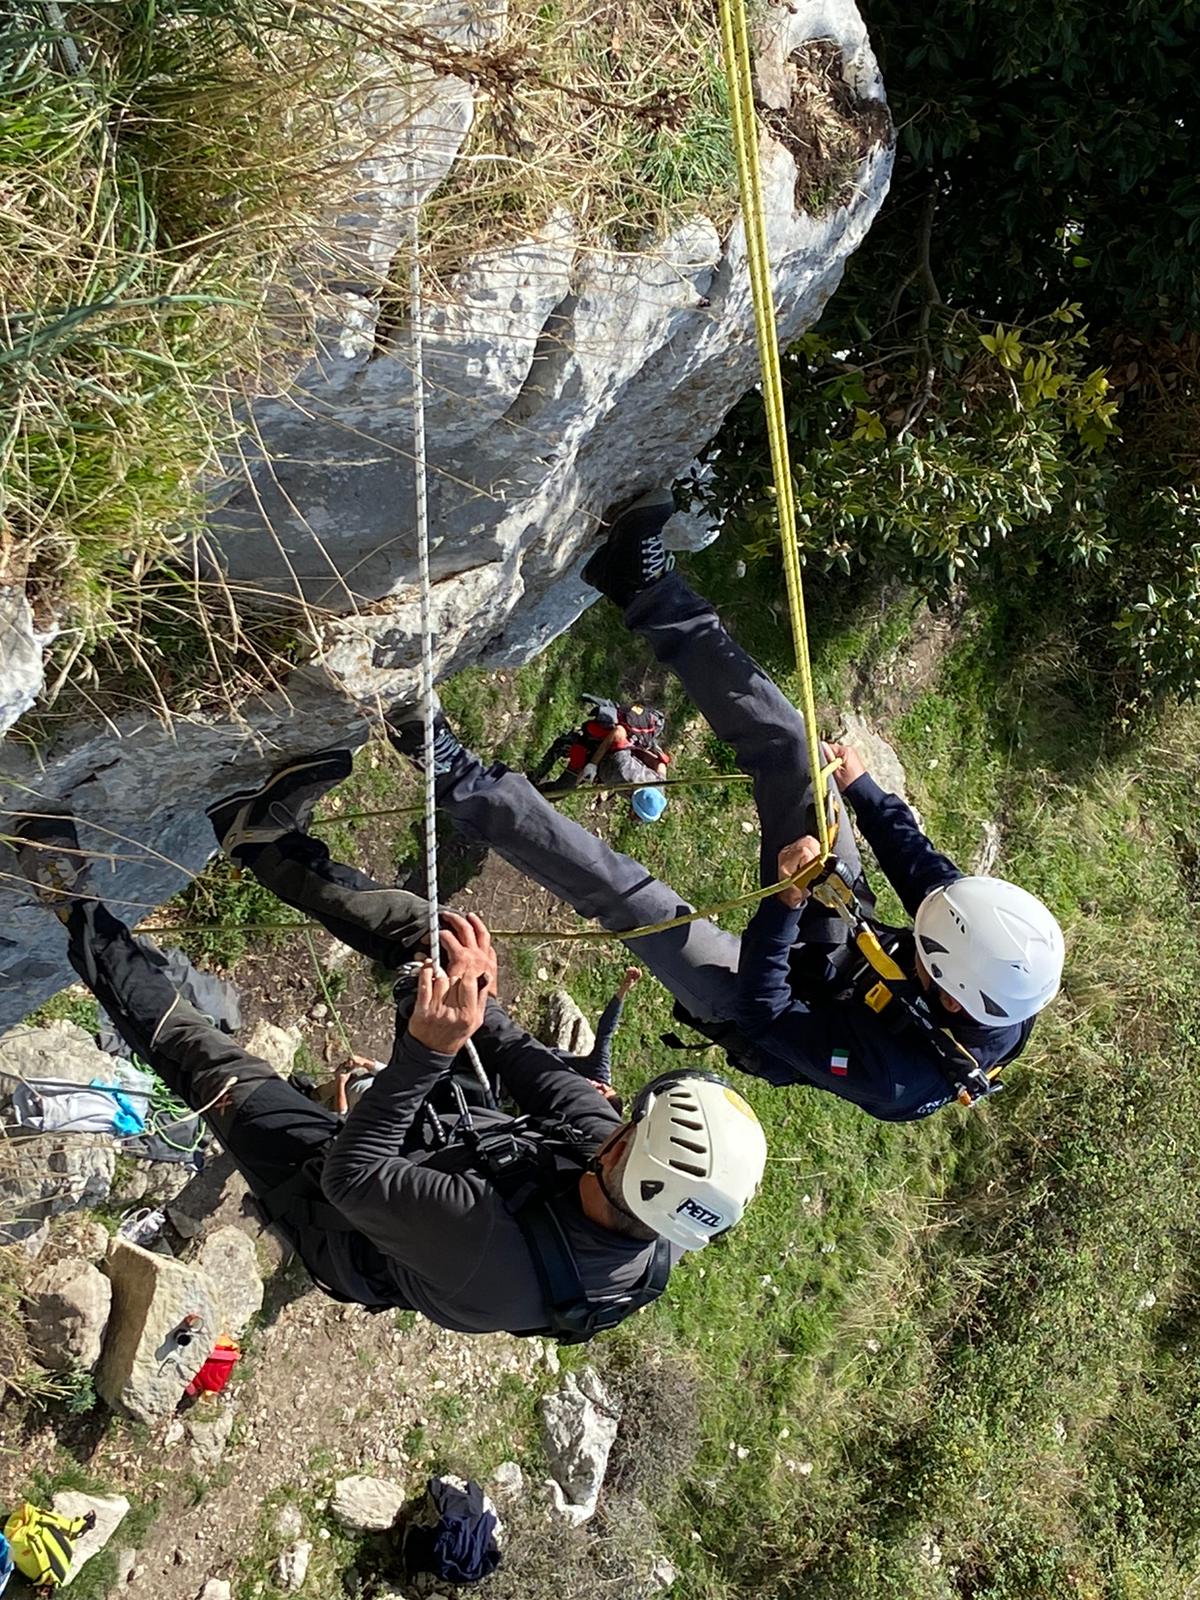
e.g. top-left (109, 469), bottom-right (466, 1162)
top-left (206, 747), bottom-right (352, 822)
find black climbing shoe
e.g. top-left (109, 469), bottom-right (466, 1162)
top-left (8, 810), bottom-right (91, 920)
top-left (582, 488), bottom-right (676, 608)
top-left (385, 696), bottom-right (469, 777)
top-left (207, 748), bottom-right (353, 857)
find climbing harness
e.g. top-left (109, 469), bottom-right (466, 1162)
top-left (455, 1111), bottom-right (672, 1344)
top-left (808, 859), bottom-right (1002, 1106)
top-left (663, 855), bottom-right (1004, 1108)
top-left (257, 1083), bottom-right (669, 1340)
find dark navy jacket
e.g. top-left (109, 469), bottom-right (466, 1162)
top-left (733, 776), bottom-right (1034, 1121)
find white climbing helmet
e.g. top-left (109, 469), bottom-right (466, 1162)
top-left (617, 1071), bottom-right (767, 1251)
top-left (913, 876), bottom-right (1065, 1026)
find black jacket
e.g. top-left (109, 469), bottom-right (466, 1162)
top-left (317, 999), bottom-right (676, 1331)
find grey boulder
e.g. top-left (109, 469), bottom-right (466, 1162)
top-left (330, 1474), bottom-right (406, 1532)
top-left (542, 991), bottom-right (595, 1059)
top-left (95, 1238), bottom-right (222, 1420)
top-left (541, 1366), bottom-right (622, 1527)
top-left (274, 1539), bottom-right (312, 1592)
top-left (194, 1224), bottom-right (264, 1337)
top-left (49, 1489), bottom-right (129, 1583)
top-left (24, 1256), bottom-right (112, 1371)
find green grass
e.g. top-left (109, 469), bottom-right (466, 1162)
top-left (420, 0), bottom-right (737, 276)
top-left (23, 991), bottom-right (100, 1033)
top-left (173, 858), bottom-right (305, 969)
top-left (1, 0), bottom-right (344, 701)
top-left (428, 543), bottom-right (1200, 1599)
top-left (19, 1452), bottom-right (160, 1600)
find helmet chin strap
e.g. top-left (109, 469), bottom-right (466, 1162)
top-left (588, 1147), bottom-right (648, 1230)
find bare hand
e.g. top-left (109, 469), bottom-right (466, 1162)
top-left (822, 741), bottom-right (867, 793)
top-left (408, 914), bottom-right (495, 1054)
top-left (587, 1079), bottom-right (622, 1105)
top-left (777, 835), bottom-right (822, 907)
top-left (440, 911), bottom-right (498, 998)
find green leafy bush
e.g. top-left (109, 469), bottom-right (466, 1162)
top-left (703, 0), bottom-right (1200, 708)
top-left (706, 311), bottom-right (1118, 593)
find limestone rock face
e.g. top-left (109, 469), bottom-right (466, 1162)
top-left (0, 0), bottom-right (892, 1025)
top-left (0, 587), bottom-right (51, 735)
top-left (24, 1256), bottom-right (113, 1371)
top-left (95, 1238), bottom-right (223, 1420)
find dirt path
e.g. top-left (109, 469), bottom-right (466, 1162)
top-left (113, 1291), bottom-right (543, 1599)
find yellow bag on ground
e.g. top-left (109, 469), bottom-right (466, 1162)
top-left (3, 1501), bottom-right (89, 1587)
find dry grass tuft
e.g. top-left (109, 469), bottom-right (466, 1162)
top-left (416, 0), bottom-right (737, 279)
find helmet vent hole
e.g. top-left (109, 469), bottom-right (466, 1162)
top-left (979, 990), bottom-right (1009, 1018)
top-left (670, 1135), bottom-right (706, 1154)
top-left (639, 1180), bottom-right (665, 1200)
top-left (919, 935), bottom-right (949, 955)
top-left (668, 1157), bottom-right (707, 1178)
top-left (670, 1115), bottom-right (704, 1131)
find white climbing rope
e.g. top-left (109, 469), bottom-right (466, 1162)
top-left (407, 156), bottom-right (493, 1106)
top-left (408, 158), bottom-right (440, 969)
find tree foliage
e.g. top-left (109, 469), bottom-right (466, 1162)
top-left (703, 0), bottom-right (1200, 704)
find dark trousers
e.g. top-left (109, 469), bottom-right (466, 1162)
top-left (436, 572), bottom-right (869, 1026)
top-left (64, 833), bottom-right (432, 1290)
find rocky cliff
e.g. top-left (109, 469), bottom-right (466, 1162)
top-left (0, 0), bottom-right (892, 1021)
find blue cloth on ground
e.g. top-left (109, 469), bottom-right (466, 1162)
top-left (402, 1475), bottom-right (502, 1584)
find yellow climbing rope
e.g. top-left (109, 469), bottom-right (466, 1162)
top-left (717, 0), bottom-right (834, 858)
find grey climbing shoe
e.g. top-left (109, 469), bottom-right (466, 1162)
top-left (582, 488), bottom-right (676, 608)
top-left (385, 696), bottom-right (468, 776)
top-left (9, 810), bottom-right (91, 920)
top-left (207, 748), bottom-right (353, 856)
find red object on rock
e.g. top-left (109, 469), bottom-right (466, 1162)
top-left (185, 1337), bottom-right (240, 1396)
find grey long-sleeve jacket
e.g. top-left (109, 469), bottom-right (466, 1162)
top-left (317, 999), bottom-right (671, 1334)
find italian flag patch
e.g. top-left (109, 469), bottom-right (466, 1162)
top-left (831, 1048), bottom-right (849, 1077)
